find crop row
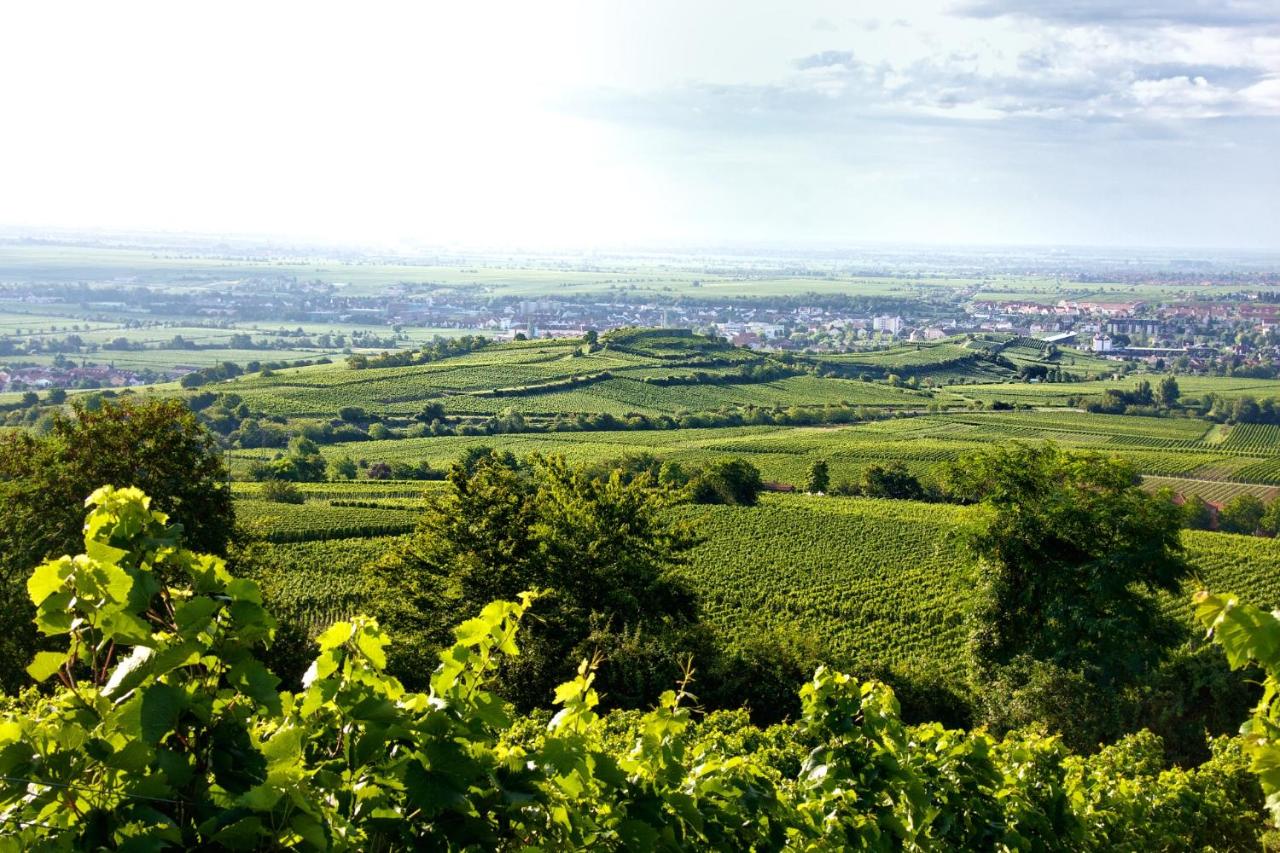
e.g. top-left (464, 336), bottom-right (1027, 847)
top-left (236, 498), bottom-right (421, 541)
top-left (1220, 423), bottom-right (1280, 455)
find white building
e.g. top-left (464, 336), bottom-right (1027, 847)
top-left (1092, 334), bottom-right (1113, 353)
top-left (873, 315), bottom-right (904, 335)
top-left (746, 322), bottom-right (784, 339)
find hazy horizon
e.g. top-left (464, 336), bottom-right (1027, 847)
top-left (3, 1), bottom-right (1278, 252)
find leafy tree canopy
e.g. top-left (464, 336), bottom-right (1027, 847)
top-left (0, 398), bottom-right (233, 692)
top-left (372, 451), bottom-right (702, 708)
top-left (944, 442), bottom-right (1187, 689)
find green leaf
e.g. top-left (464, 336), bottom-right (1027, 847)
top-left (315, 621), bottom-right (353, 652)
top-left (85, 539), bottom-right (129, 568)
top-left (289, 813), bottom-right (329, 850)
top-left (140, 683), bottom-right (185, 744)
top-left (27, 558), bottom-right (71, 606)
top-left (210, 718), bottom-right (267, 795)
top-left (453, 616), bottom-right (491, 647)
top-left (226, 577), bottom-right (263, 604)
top-left (260, 725), bottom-right (303, 766)
top-left (228, 660), bottom-right (282, 715)
top-left (208, 815), bottom-right (266, 849)
top-left (99, 609), bottom-right (153, 645)
top-left (355, 626), bottom-right (388, 670)
top-left (103, 646), bottom-right (155, 698)
top-left (240, 783), bottom-right (283, 812)
top-left (26, 651), bottom-right (68, 682)
top-left (302, 650), bottom-right (340, 688)
top-left (174, 597), bottom-right (221, 636)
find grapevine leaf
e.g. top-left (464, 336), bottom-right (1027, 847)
top-left (140, 683), bottom-right (185, 744)
top-left (27, 558), bottom-right (71, 606)
top-left (26, 651), bottom-right (68, 682)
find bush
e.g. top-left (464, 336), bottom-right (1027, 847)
top-left (689, 458), bottom-right (764, 506)
top-left (261, 479), bottom-right (305, 504)
top-left (1219, 494), bottom-right (1266, 534)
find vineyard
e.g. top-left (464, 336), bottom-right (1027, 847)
top-left (236, 498), bottom-right (421, 542)
top-left (673, 496), bottom-right (975, 675)
top-left (1219, 422), bottom-right (1280, 454)
top-left (1140, 475), bottom-right (1280, 504)
top-left (242, 493), bottom-right (1280, 686)
top-left (244, 536), bottom-right (408, 634)
top-left (221, 402), bottom-right (1280, 492)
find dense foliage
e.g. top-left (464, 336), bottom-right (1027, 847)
top-left (1198, 590), bottom-right (1280, 831)
top-left (944, 443), bottom-right (1188, 748)
top-left (0, 488), bottom-right (1265, 850)
top-left (0, 398), bottom-right (233, 693)
top-left (370, 451), bottom-right (704, 709)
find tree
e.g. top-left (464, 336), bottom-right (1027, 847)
top-left (1181, 494), bottom-right (1215, 530)
top-left (0, 398), bottom-right (233, 691)
top-left (690, 458), bottom-right (764, 506)
top-left (373, 452), bottom-right (700, 708)
top-left (261, 478), bottom-right (305, 504)
top-left (806, 459), bottom-right (830, 494)
top-left (248, 436), bottom-right (327, 482)
top-left (1219, 494), bottom-right (1265, 535)
top-left (1157, 375), bottom-right (1181, 408)
top-left (1232, 395), bottom-right (1262, 424)
top-left (943, 443), bottom-right (1187, 742)
top-left (857, 462), bottom-right (925, 500)
top-left (0, 487), bottom-right (1265, 849)
top-left (1263, 497), bottom-right (1280, 535)
top-left (329, 455), bottom-right (358, 480)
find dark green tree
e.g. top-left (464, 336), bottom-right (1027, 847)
top-left (248, 436), bottom-right (327, 482)
top-left (1262, 497), bottom-right (1280, 535)
top-left (943, 443), bottom-right (1187, 744)
top-left (690, 458), bottom-right (764, 506)
top-left (807, 459), bottom-right (830, 494)
top-left (0, 398), bottom-right (233, 691)
top-left (857, 462), bottom-right (925, 500)
top-left (1180, 494), bottom-right (1215, 530)
top-left (372, 452), bottom-right (701, 708)
top-left (1219, 494), bottom-right (1265, 535)
top-left (1157, 375), bottom-right (1181, 408)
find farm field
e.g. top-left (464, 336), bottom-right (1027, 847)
top-left (241, 493), bottom-right (1280, 685)
top-left (1140, 476), bottom-right (1280, 504)
top-left (953, 374), bottom-right (1280, 406)
top-left (194, 331), bottom-right (1280, 443)
top-left (235, 498), bottom-right (421, 542)
top-left (229, 400), bottom-right (1280, 492)
top-left (6, 244), bottom-right (1269, 302)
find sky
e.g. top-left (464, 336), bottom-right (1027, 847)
top-left (1, 1), bottom-right (1278, 252)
